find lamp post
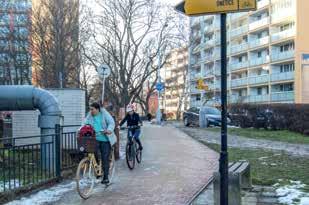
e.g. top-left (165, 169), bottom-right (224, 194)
top-left (156, 23), bottom-right (168, 125)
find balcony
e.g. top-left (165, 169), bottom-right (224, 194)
top-left (249, 36), bottom-right (269, 48)
top-left (230, 61), bottom-right (249, 71)
top-left (249, 75), bottom-right (269, 85)
top-left (248, 94), bottom-right (269, 103)
top-left (257, 0), bottom-right (270, 9)
top-left (271, 50), bottom-right (294, 62)
top-left (230, 25), bottom-right (248, 38)
top-left (215, 82), bottom-right (221, 89)
top-left (190, 57), bottom-right (199, 65)
top-left (271, 91), bottom-right (294, 102)
top-left (230, 43), bottom-right (248, 55)
top-left (271, 72), bottom-right (294, 82)
top-left (249, 17), bottom-right (270, 31)
top-left (230, 13), bottom-right (247, 21)
top-left (229, 95), bottom-right (248, 103)
top-left (190, 86), bottom-right (201, 94)
top-left (249, 56), bottom-right (270, 67)
top-left (231, 78), bottom-right (248, 87)
top-left (271, 29), bottom-right (295, 42)
top-left (272, 9), bottom-right (295, 24)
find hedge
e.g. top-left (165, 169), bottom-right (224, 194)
top-left (228, 104), bottom-right (309, 135)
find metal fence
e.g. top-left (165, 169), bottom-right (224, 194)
top-left (0, 124), bottom-right (80, 193)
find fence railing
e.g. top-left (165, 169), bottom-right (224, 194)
top-left (0, 124), bottom-right (80, 193)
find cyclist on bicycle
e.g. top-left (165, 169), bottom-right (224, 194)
top-left (120, 104), bottom-right (143, 150)
top-left (84, 102), bottom-right (116, 185)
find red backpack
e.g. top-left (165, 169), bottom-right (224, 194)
top-left (77, 125), bottom-right (97, 153)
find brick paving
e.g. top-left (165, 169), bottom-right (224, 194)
top-left (53, 124), bottom-right (218, 205)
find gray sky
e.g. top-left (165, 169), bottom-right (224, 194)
top-left (159, 0), bottom-right (182, 5)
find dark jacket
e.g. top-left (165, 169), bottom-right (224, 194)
top-left (120, 113), bottom-right (142, 127)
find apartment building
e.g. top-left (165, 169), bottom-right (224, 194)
top-left (0, 0), bottom-right (32, 85)
top-left (188, 0), bottom-right (309, 107)
top-left (161, 47), bottom-right (188, 119)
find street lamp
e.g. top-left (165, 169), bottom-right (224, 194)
top-left (156, 23), bottom-right (168, 125)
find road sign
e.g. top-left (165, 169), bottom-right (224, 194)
top-left (197, 79), bottom-right (209, 91)
top-left (175, 0), bottom-right (256, 16)
top-left (156, 82), bottom-right (164, 92)
top-left (97, 64), bottom-right (111, 78)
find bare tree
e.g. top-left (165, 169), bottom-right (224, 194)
top-left (31, 0), bottom-right (80, 88)
top-left (82, 0), bottom-right (185, 113)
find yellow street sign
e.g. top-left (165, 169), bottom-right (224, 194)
top-left (175, 0), bottom-right (256, 16)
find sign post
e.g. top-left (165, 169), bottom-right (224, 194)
top-left (175, 1), bottom-right (256, 204)
top-left (97, 64), bottom-right (111, 104)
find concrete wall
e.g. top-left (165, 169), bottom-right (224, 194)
top-left (12, 89), bottom-right (85, 145)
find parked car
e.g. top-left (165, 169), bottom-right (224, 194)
top-left (183, 106), bottom-right (231, 127)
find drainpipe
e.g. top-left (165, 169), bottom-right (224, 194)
top-left (0, 85), bottom-right (62, 170)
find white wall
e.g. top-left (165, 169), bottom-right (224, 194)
top-left (12, 89), bottom-right (85, 145)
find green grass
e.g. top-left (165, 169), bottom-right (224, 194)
top-left (207, 127), bottom-right (309, 145)
top-left (204, 142), bottom-right (309, 188)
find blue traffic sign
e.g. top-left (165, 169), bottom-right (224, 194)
top-left (156, 82), bottom-right (164, 91)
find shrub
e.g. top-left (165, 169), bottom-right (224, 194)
top-left (228, 104), bottom-right (309, 135)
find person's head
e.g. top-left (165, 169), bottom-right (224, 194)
top-left (89, 102), bottom-right (101, 116)
top-left (126, 104), bottom-right (134, 115)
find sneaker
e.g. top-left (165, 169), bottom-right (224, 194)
top-left (101, 178), bottom-right (110, 185)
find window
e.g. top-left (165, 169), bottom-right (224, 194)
top-left (280, 22), bottom-right (295, 31)
top-left (280, 64), bottom-right (295, 72)
top-left (280, 42), bottom-right (294, 52)
top-left (257, 87), bottom-right (262, 95)
top-left (206, 108), bottom-right (221, 115)
top-left (257, 51), bottom-right (262, 58)
top-left (280, 83), bottom-right (294, 91)
top-left (257, 33), bottom-right (262, 39)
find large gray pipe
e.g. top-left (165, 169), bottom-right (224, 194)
top-left (0, 85), bottom-right (62, 170)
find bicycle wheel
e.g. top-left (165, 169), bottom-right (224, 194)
top-left (126, 143), bottom-right (135, 170)
top-left (76, 157), bottom-right (96, 199)
top-left (135, 143), bottom-right (142, 164)
top-left (109, 149), bottom-right (116, 182)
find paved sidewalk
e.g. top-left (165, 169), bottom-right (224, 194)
top-left (31, 124), bottom-right (218, 205)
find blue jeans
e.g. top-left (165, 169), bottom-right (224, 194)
top-left (128, 129), bottom-right (142, 148)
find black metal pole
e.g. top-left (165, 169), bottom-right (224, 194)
top-left (220, 13), bottom-right (228, 205)
top-left (55, 124), bottom-right (61, 181)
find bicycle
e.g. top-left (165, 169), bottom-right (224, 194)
top-left (75, 145), bottom-right (115, 199)
top-left (125, 125), bottom-right (142, 170)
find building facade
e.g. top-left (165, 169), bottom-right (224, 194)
top-left (0, 0), bottom-right (32, 85)
top-left (161, 47), bottom-right (188, 119)
top-left (188, 0), bottom-right (309, 107)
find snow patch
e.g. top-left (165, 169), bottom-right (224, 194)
top-left (6, 181), bottom-right (76, 205)
top-left (258, 156), bottom-right (269, 160)
top-left (0, 180), bottom-right (22, 192)
top-left (300, 197), bottom-right (309, 205)
top-left (275, 181), bottom-right (309, 205)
